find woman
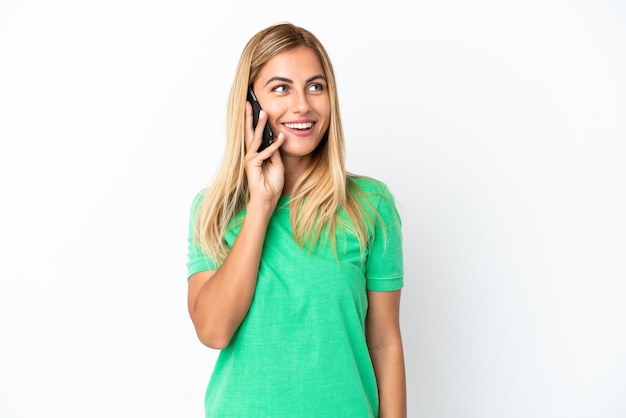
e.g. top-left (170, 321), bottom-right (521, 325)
top-left (187, 22), bottom-right (406, 417)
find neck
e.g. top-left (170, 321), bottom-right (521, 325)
top-left (281, 153), bottom-right (313, 196)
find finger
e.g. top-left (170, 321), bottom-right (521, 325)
top-left (259, 132), bottom-right (285, 162)
top-left (244, 101), bottom-right (261, 153)
top-left (245, 102), bottom-right (275, 156)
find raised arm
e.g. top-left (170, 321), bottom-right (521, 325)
top-left (188, 200), bottom-right (275, 349)
top-left (187, 105), bottom-right (285, 349)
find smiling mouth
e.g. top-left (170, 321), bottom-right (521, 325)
top-left (283, 122), bottom-right (314, 130)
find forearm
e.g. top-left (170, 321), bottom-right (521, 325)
top-left (369, 339), bottom-right (406, 418)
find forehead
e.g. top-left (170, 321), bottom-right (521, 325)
top-left (257, 47), bottom-right (324, 83)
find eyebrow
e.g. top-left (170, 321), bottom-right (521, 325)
top-left (263, 74), bottom-right (326, 87)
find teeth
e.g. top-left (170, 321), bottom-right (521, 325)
top-left (284, 122), bottom-right (313, 130)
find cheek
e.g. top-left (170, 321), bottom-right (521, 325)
top-left (315, 101), bottom-right (331, 127)
top-left (320, 108), bottom-right (331, 131)
top-left (263, 102), bottom-right (283, 124)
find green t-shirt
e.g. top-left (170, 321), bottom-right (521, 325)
top-left (187, 176), bottom-right (403, 417)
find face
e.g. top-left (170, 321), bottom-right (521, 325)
top-left (251, 46), bottom-right (331, 160)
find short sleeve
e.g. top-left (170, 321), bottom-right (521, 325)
top-left (186, 188), bottom-right (219, 279)
top-left (364, 184), bottom-right (404, 291)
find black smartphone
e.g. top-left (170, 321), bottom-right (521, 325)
top-left (247, 87), bottom-right (274, 152)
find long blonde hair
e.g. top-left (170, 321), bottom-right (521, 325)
top-left (195, 22), bottom-right (373, 263)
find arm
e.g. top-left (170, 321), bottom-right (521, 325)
top-left (365, 289), bottom-right (406, 418)
top-left (187, 105), bottom-right (286, 349)
top-left (187, 200), bottom-right (275, 349)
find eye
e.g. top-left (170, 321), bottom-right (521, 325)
top-left (308, 83), bottom-right (324, 92)
top-left (272, 84), bottom-right (288, 93)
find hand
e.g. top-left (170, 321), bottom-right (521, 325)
top-left (244, 101), bottom-right (286, 208)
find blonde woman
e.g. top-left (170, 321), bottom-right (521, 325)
top-left (187, 22), bottom-right (406, 417)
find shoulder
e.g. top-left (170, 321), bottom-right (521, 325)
top-left (188, 187), bottom-right (209, 219)
top-left (347, 174), bottom-right (395, 202)
top-left (191, 187), bottom-right (208, 206)
top-left (348, 174), bottom-right (387, 193)
top-left (193, 187), bottom-right (208, 200)
top-left (347, 175), bottom-right (401, 224)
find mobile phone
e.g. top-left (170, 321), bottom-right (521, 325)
top-left (247, 87), bottom-right (275, 152)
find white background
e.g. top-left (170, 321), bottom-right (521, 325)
top-left (1, 1), bottom-right (625, 417)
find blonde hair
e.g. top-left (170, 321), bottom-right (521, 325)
top-left (195, 22), bottom-right (373, 263)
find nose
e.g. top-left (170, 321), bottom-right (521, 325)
top-left (290, 90), bottom-right (310, 113)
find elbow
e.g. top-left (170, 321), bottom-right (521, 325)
top-left (189, 305), bottom-right (241, 349)
top-left (199, 336), bottom-right (230, 350)
top-left (195, 326), bottom-right (233, 350)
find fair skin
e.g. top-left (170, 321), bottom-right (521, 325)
top-left (188, 46), bottom-right (406, 417)
top-left (252, 46), bottom-right (332, 195)
top-left (367, 290), bottom-right (407, 418)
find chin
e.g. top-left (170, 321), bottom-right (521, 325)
top-left (281, 148), bottom-right (316, 159)
top-left (281, 141), bottom-right (322, 158)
